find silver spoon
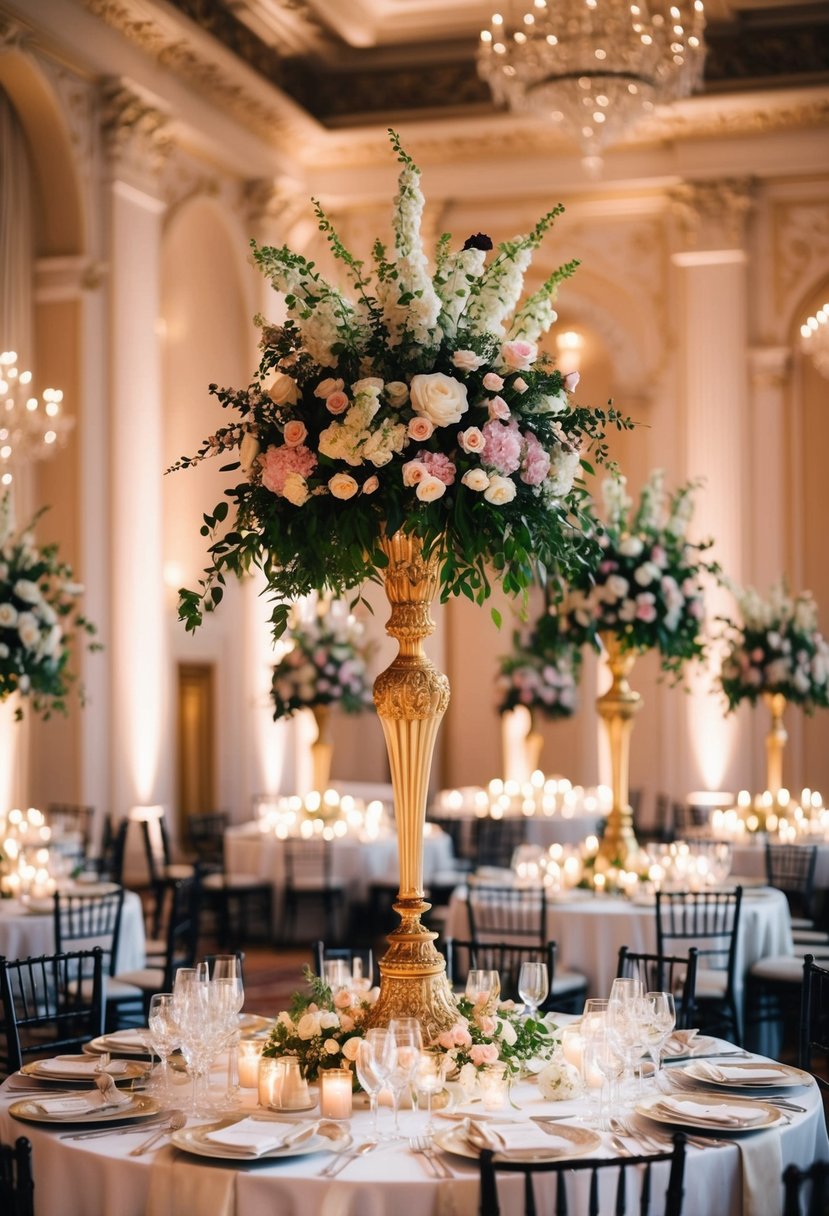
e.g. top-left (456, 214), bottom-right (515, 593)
top-left (320, 1139), bottom-right (377, 1178)
top-left (128, 1110), bottom-right (187, 1156)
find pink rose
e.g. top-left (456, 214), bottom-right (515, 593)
top-left (482, 372), bottom-right (504, 391)
top-left (635, 594), bottom-right (657, 623)
top-left (470, 1043), bottom-right (500, 1067)
top-left (437, 1031), bottom-right (456, 1051)
top-left (362, 475), bottom-right (379, 494)
top-left (333, 989), bottom-right (352, 1009)
top-left (458, 427), bottom-right (486, 454)
top-left (283, 420), bottom-right (307, 447)
top-left (477, 1014), bottom-right (497, 1036)
top-left (452, 1025), bottom-right (473, 1049)
top-left (487, 396), bottom-right (511, 421)
top-left (408, 416), bottom-right (434, 442)
top-left (564, 371), bottom-right (580, 392)
top-left (512, 376), bottom-right (529, 393)
top-left (688, 598), bottom-right (704, 619)
top-left (326, 391), bottom-right (349, 415)
top-left (451, 349), bottom-right (484, 372)
top-left (402, 460), bottom-right (427, 486)
top-left (339, 1015), bottom-right (355, 1033)
top-left (500, 339), bottom-right (537, 371)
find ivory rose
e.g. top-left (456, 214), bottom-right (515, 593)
top-left (283, 420), bottom-right (307, 447)
top-left (296, 1012), bottom-right (321, 1040)
top-left (462, 469), bottom-right (489, 492)
top-left (362, 475), bottom-right (379, 494)
top-left (239, 432), bottom-right (261, 474)
top-left (484, 475), bottom-right (517, 505)
top-left (410, 372), bottom-right (469, 428)
top-left (267, 372), bottom-right (299, 406)
top-left (314, 377), bottom-right (344, 398)
top-left (451, 349), bottom-right (484, 372)
top-left (341, 1036), bottom-right (361, 1061)
top-left (416, 475), bottom-right (447, 502)
top-left (385, 380), bottom-right (409, 405)
top-left (282, 473), bottom-right (309, 506)
top-left (329, 473), bottom-right (359, 500)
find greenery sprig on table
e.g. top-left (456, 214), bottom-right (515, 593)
top-left (718, 579), bottom-right (829, 712)
top-left (0, 494), bottom-right (97, 718)
top-left (434, 996), bottom-right (559, 1088)
top-left (170, 129), bottom-right (632, 640)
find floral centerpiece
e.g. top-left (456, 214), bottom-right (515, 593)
top-left (435, 996), bottom-right (558, 1091)
top-left (559, 469), bottom-right (715, 677)
top-left (171, 130), bottom-right (629, 639)
top-left (496, 625), bottom-right (580, 719)
top-left (718, 580), bottom-right (829, 712)
top-left (262, 968), bottom-right (379, 1083)
top-left (0, 494), bottom-right (96, 719)
top-left (271, 603), bottom-right (373, 720)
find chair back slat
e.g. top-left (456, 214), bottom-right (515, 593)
top-left (446, 938), bottom-right (557, 1011)
top-left (474, 818), bottom-right (527, 869)
top-left (53, 888), bottom-right (125, 978)
top-left (0, 948), bottom-right (105, 1073)
top-left (798, 953), bottom-right (829, 1080)
top-left (0, 1136), bottom-right (34, 1216)
top-left (466, 885), bottom-right (547, 945)
top-left (783, 1161), bottom-right (829, 1216)
top-left (617, 946), bottom-right (699, 1030)
top-left (766, 843), bottom-right (818, 922)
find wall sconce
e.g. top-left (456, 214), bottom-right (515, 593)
top-left (800, 304), bottom-right (829, 379)
top-left (556, 331), bottom-right (584, 376)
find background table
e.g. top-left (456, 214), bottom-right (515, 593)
top-left (445, 885), bottom-right (793, 1035)
top-left (0, 889), bottom-right (146, 971)
top-left (728, 840), bottom-right (829, 888)
top-left (1, 1050), bottom-right (825, 1216)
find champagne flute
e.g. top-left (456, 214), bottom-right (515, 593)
top-left (518, 961), bottom-right (549, 1019)
top-left (641, 991), bottom-right (676, 1078)
top-left (415, 1051), bottom-right (446, 1134)
top-left (210, 956), bottom-right (244, 1100)
top-left (365, 1028), bottom-right (395, 1139)
top-left (386, 1025), bottom-right (419, 1137)
top-left (355, 1038), bottom-right (386, 1137)
top-left (147, 993), bottom-right (179, 1101)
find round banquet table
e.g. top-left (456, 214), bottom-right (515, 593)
top-left (0, 888), bottom-right (146, 972)
top-left (725, 841), bottom-right (829, 888)
top-left (224, 823), bottom-right (456, 932)
top-left (445, 884), bottom-right (793, 1037)
top-left (1, 1044), bottom-right (826, 1216)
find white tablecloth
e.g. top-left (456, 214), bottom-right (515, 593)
top-left (0, 889), bottom-right (146, 972)
top-left (1, 1048), bottom-right (825, 1216)
top-left (728, 841), bottom-right (829, 888)
top-left (225, 825), bottom-right (456, 931)
top-left (445, 886), bottom-right (793, 1027)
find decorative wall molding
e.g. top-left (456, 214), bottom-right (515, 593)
top-left (669, 178), bottom-right (755, 252)
top-left (748, 345), bottom-right (791, 391)
top-left (100, 78), bottom-right (173, 173)
top-left (772, 200), bottom-right (829, 328)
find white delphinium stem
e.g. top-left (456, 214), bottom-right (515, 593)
top-left (464, 241), bottom-right (533, 338)
top-left (637, 469), bottom-right (667, 532)
top-left (507, 260), bottom-right (580, 344)
top-left (601, 474), bottom-right (632, 530)
top-left (435, 247), bottom-right (487, 341)
top-left (378, 158), bottom-right (441, 349)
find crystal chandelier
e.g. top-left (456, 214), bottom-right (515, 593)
top-left (478, 0), bottom-right (707, 169)
top-left (0, 351), bottom-right (73, 486)
top-left (801, 304), bottom-right (829, 380)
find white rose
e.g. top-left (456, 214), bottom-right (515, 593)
top-left (17, 612), bottom-right (40, 649)
top-left (462, 469), bottom-right (490, 492)
top-left (0, 602), bottom-right (18, 627)
top-left (323, 1039), bottom-right (341, 1055)
top-left (416, 475), bottom-right (447, 502)
top-left (352, 377), bottom-right (384, 395)
top-left (634, 561), bottom-right (660, 587)
top-left (296, 1012), bottom-right (321, 1040)
top-left (451, 349), bottom-right (484, 372)
top-left (497, 1017), bottom-right (517, 1046)
top-left (267, 372), bottom-right (299, 406)
top-left (277, 1011), bottom-right (295, 1032)
top-left (341, 1036), bottom-right (361, 1061)
top-left (320, 1011), bottom-right (340, 1030)
top-left (532, 392), bottom-right (568, 415)
top-left (410, 372), bottom-right (469, 428)
top-left (282, 473), bottom-right (310, 506)
top-left (618, 536), bottom-right (644, 558)
top-left (314, 377), bottom-right (344, 399)
top-left (484, 475), bottom-right (517, 505)
top-left (13, 579), bottom-right (41, 604)
top-left (329, 473), bottom-right (359, 500)
top-left (385, 380), bottom-right (409, 406)
top-left (605, 575), bottom-right (629, 601)
top-left (537, 1059), bottom-right (583, 1101)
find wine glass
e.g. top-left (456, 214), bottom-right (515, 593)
top-left (582, 1017), bottom-right (624, 1131)
top-left (386, 1025), bottom-right (420, 1137)
top-left (415, 1051), bottom-right (447, 1133)
top-left (365, 1028), bottom-right (395, 1139)
top-left (351, 954), bottom-right (373, 991)
top-left (389, 1018), bottom-right (423, 1109)
top-left (355, 1038), bottom-right (386, 1137)
top-left (609, 991), bottom-right (647, 1099)
top-left (210, 956), bottom-right (244, 1100)
top-left (518, 961), bottom-right (549, 1019)
top-left (147, 993), bottom-right (180, 1101)
top-left (640, 991), bottom-right (676, 1078)
top-left (465, 969), bottom-right (500, 1012)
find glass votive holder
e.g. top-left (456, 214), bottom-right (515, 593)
top-left (258, 1056), bottom-right (285, 1109)
top-left (478, 1061), bottom-right (509, 1111)
top-left (319, 1068), bottom-right (353, 1120)
top-left (561, 1025), bottom-right (584, 1072)
top-left (238, 1040), bottom-right (263, 1089)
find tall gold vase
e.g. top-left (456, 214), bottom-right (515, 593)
top-left (763, 691), bottom-right (787, 797)
top-left (596, 632), bottom-right (643, 866)
top-left (310, 704), bottom-right (333, 792)
top-left (368, 531), bottom-right (458, 1038)
top-left (525, 708), bottom-right (544, 776)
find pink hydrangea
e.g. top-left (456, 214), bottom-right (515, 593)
top-left (635, 593), bottom-right (657, 623)
top-left (418, 449), bottom-right (457, 486)
top-left (260, 444), bottom-right (317, 496)
top-left (520, 431), bottom-right (551, 486)
top-left (482, 419), bottom-right (522, 475)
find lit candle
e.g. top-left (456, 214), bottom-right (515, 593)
top-left (561, 1027), bottom-right (584, 1071)
top-left (238, 1040), bottom-right (263, 1089)
top-left (319, 1068), bottom-right (353, 1120)
top-left (258, 1056), bottom-right (285, 1108)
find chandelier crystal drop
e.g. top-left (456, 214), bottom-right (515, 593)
top-left (478, 0), bottom-right (707, 167)
top-left (0, 351), bottom-right (73, 485)
top-left (800, 304), bottom-right (829, 379)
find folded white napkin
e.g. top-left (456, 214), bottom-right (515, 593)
top-left (662, 1031), bottom-right (701, 1057)
top-left (205, 1118), bottom-right (317, 1156)
top-left (102, 1029), bottom-right (148, 1046)
top-left (737, 1130), bottom-right (785, 1216)
top-left (35, 1087), bottom-right (132, 1116)
top-left (37, 1057), bottom-right (130, 1077)
top-left (462, 1118), bottom-right (568, 1154)
top-left (695, 1062), bottom-right (784, 1084)
top-left (657, 1097), bottom-right (767, 1127)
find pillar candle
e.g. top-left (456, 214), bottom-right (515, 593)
top-left (319, 1068), bottom-right (352, 1120)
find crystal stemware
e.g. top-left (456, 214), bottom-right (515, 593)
top-left (210, 956), bottom-right (244, 1100)
top-left (518, 961), bottom-right (549, 1019)
top-left (640, 991), bottom-right (676, 1078)
top-left (147, 993), bottom-right (179, 1102)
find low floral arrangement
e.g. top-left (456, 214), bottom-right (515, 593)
top-left (435, 996), bottom-right (558, 1090)
top-left (271, 604), bottom-right (373, 720)
top-left (262, 968), bottom-right (379, 1083)
top-left (558, 470), bottom-right (716, 678)
top-left (495, 623), bottom-right (580, 719)
top-left (718, 580), bottom-right (829, 712)
top-left (0, 495), bottom-right (97, 718)
top-left (171, 130), bottom-right (630, 640)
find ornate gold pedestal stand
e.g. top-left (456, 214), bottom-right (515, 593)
top-left (596, 633), bottom-right (643, 866)
top-left (525, 710), bottom-right (544, 776)
top-left (368, 531), bottom-right (458, 1039)
top-left (311, 704), bottom-right (333, 793)
top-left (763, 692), bottom-right (787, 797)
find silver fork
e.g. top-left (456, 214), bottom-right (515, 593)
top-left (409, 1135), bottom-right (452, 1180)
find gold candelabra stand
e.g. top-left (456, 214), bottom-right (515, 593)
top-left (763, 691), bottom-right (788, 798)
top-left (596, 632), bottom-right (643, 866)
top-left (367, 531), bottom-right (458, 1038)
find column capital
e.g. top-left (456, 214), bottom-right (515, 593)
top-left (669, 178), bottom-right (755, 260)
top-left (748, 345), bottom-right (791, 390)
top-left (241, 177), bottom-right (307, 233)
top-left (100, 78), bottom-right (172, 193)
top-left (35, 256), bottom-right (107, 301)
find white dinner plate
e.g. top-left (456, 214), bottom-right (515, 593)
top-left (661, 1033), bottom-right (718, 1060)
top-left (20, 1055), bottom-right (150, 1084)
top-left (171, 1116), bottom-right (349, 1162)
top-left (9, 1092), bottom-right (159, 1126)
top-left (84, 1032), bottom-right (152, 1057)
top-left (434, 1121), bottom-right (601, 1163)
top-left (238, 1014), bottom-right (275, 1035)
top-left (636, 1093), bottom-right (782, 1132)
top-left (682, 1060), bottom-right (812, 1089)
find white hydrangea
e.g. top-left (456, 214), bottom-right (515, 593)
top-left (465, 244), bottom-right (533, 338)
top-left (435, 247), bottom-right (487, 339)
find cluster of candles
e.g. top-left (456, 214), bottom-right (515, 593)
top-left (711, 788), bottom-right (828, 840)
top-left (236, 1043), bottom-right (353, 1119)
top-left (435, 774), bottom-right (612, 821)
top-left (254, 790), bottom-right (388, 842)
top-left (512, 835), bottom-right (734, 896)
top-left (0, 807), bottom-right (58, 899)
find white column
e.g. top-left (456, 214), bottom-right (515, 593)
top-left (670, 179), bottom-right (754, 797)
top-left (103, 82), bottom-right (171, 816)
